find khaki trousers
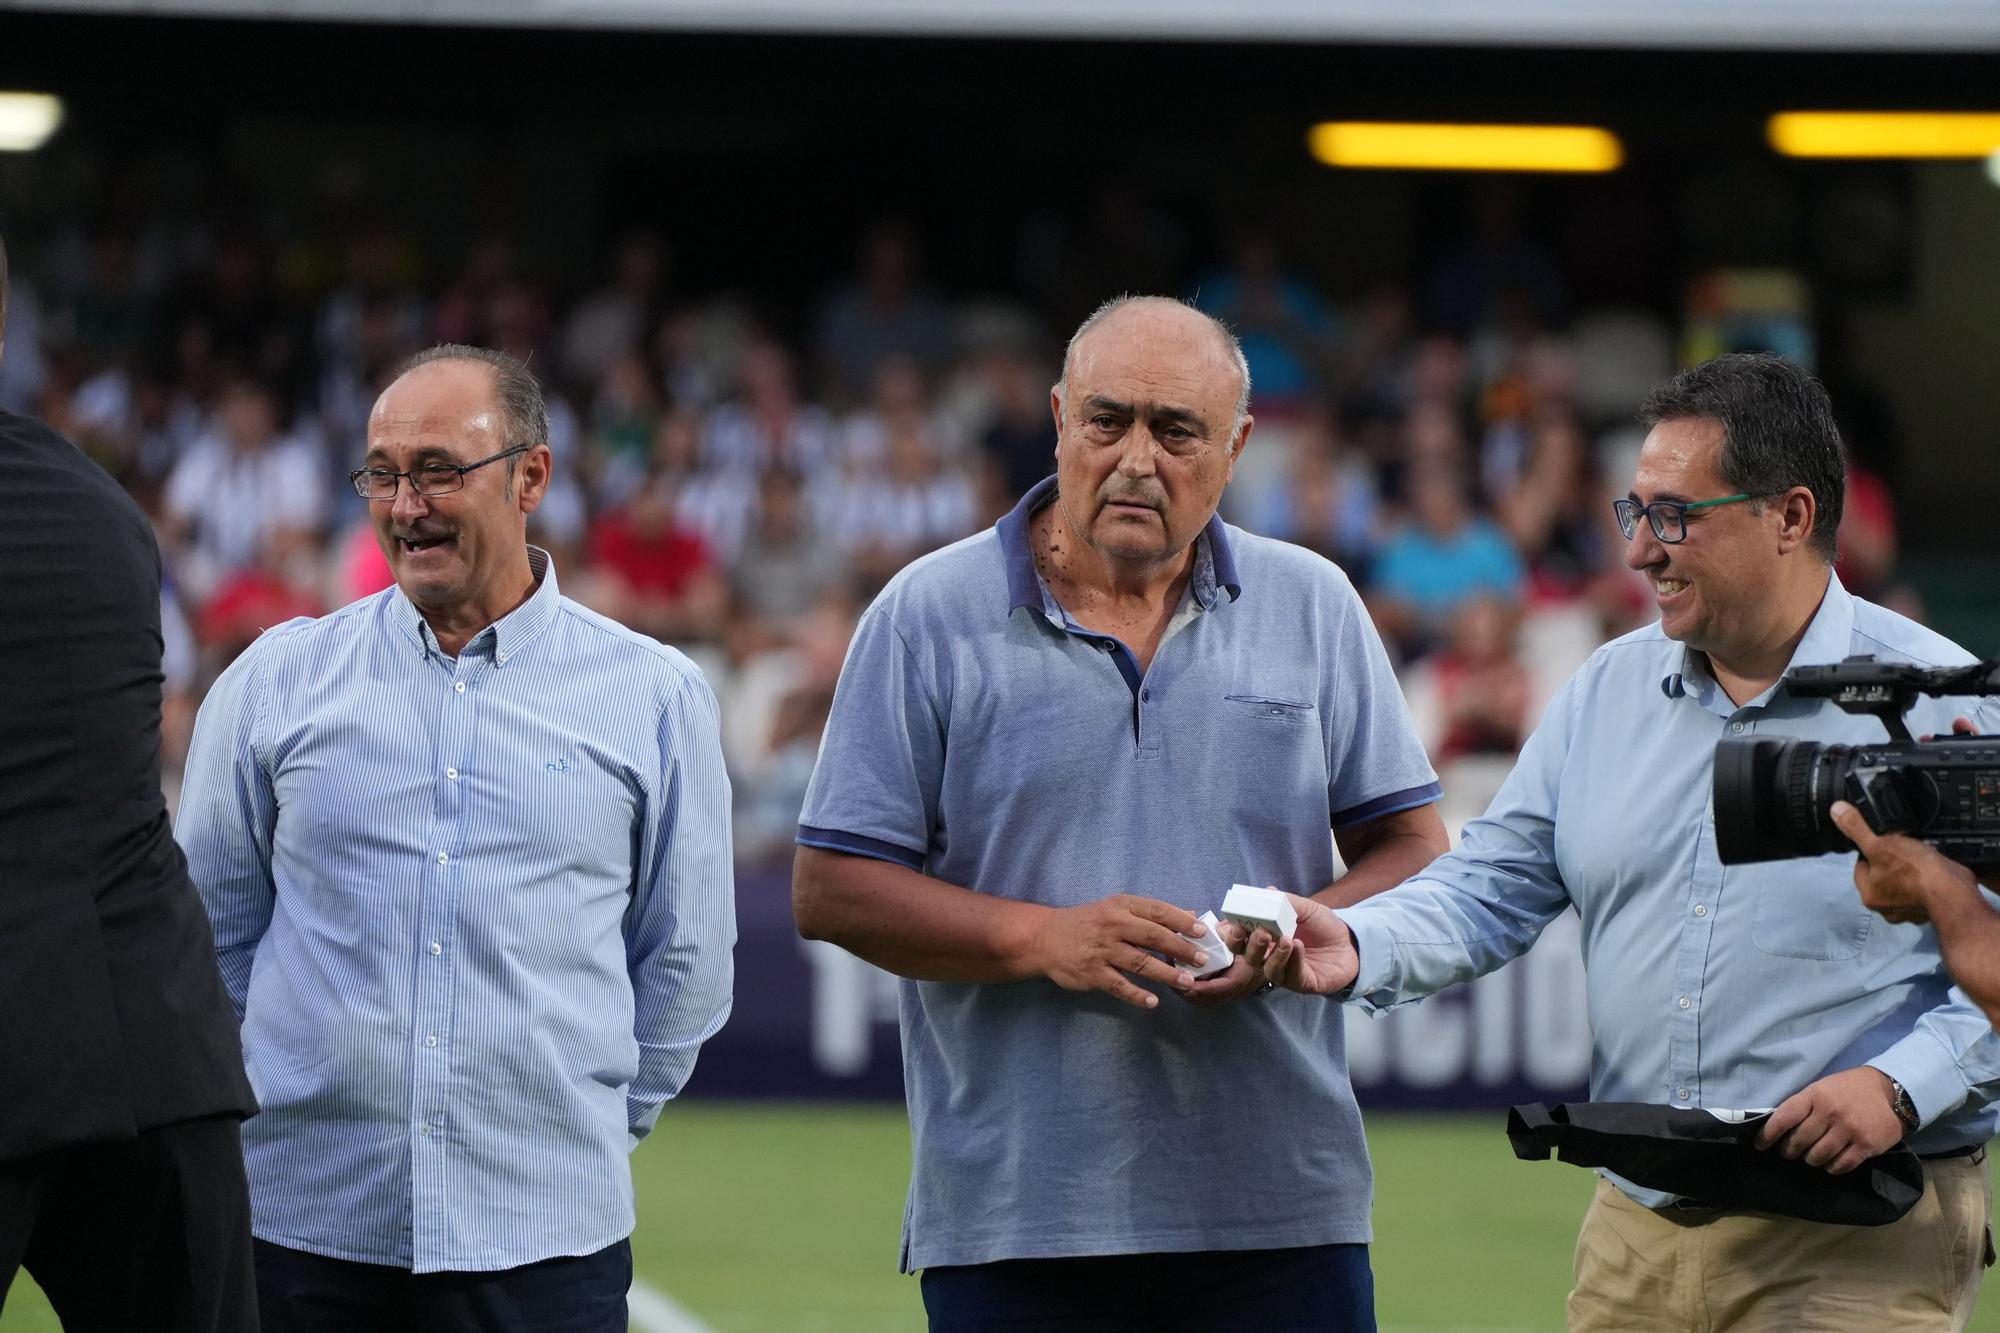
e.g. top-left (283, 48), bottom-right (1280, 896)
top-left (1567, 1155), bottom-right (1991, 1332)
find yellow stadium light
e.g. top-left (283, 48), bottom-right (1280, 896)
top-left (0, 92), bottom-right (63, 152)
top-left (1307, 122), bottom-right (1623, 173)
top-left (1767, 112), bottom-right (2000, 159)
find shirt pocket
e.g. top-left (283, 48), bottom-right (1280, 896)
top-left (1223, 694), bottom-right (1316, 724)
top-left (1748, 855), bottom-right (1874, 960)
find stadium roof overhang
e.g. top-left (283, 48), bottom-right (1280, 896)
top-left (4, 0), bottom-right (2000, 51)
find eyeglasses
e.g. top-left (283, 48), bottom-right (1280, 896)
top-left (350, 445), bottom-right (532, 500)
top-left (1613, 492), bottom-right (1755, 544)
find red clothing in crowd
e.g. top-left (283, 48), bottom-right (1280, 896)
top-left (588, 510), bottom-right (713, 597)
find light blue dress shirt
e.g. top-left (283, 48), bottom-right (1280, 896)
top-left (178, 550), bottom-right (735, 1272)
top-left (1340, 573), bottom-right (2000, 1206)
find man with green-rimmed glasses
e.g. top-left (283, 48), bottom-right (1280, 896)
top-left (1245, 351), bottom-right (2000, 1332)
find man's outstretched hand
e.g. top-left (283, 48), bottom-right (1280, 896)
top-left (1238, 891), bottom-right (1361, 996)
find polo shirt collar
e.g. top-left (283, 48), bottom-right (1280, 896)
top-left (1666, 568), bottom-right (1847, 713)
top-left (996, 476), bottom-right (1243, 619)
top-left (388, 544), bottom-right (561, 664)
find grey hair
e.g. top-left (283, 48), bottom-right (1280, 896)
top-left (1057, 294), bottom-right (1252, 430)
top-left (394, 343), bottom-right (550, 456)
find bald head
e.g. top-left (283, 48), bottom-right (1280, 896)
top-left (1059, 295), bottom-right (1251, 428)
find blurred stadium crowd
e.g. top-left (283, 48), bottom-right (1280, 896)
top-left (0, 180), bottom-right (1918, 861)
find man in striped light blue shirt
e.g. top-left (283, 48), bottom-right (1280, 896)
top-left (178, 345), bottom-right (735, 1332)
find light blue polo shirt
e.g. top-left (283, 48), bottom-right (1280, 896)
top-left (799, 477), bottom-right (1440, 1271)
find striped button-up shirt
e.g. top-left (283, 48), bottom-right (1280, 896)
top-left (178, 550), bottom-right (735, 1272)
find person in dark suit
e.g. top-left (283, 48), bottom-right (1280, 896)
top-left (0, 232), bottom-right (260, 1330)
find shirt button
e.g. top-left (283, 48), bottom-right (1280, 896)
top-left (420, 1124), bottom-right (433, 1136)
top-left (425, 1034), bottom-right (438, 1048)
top-left (429, 941), bottom-right (442, 955)
top-left (1730, 721), bottom-right (1745, 733)
top-left (454, 681), bottom-right (466, 694)
top-left (437, 851), bottom-right (449, 864)
top-left (1694, 904), bottom-right (1707, 917)
top-left (1141, 689), bottom-right (1151, 701)
top-left (1677, 1088), bottom-right (1691, 1101)
top-left (1678, 996), bottom-right (1692, 1009)
top-left (446, 767), bottom-right (459, 781)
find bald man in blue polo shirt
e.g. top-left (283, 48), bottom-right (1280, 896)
top-left (793, 296), bottom-right (1448, 1332)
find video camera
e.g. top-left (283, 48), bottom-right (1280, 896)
top-left (1714, 656), bottom-right (2000, 869)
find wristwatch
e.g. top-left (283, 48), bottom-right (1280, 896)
top-left (1888, 1077), bottom-right (1921, 1135)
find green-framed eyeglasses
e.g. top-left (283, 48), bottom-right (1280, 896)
top-left (1612, 493), bottom-right (1755, 544)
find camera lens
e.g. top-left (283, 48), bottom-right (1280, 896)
top-left (1715, 737), bottom-right (1855, 863)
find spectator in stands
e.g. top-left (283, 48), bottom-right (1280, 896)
top-left (973, 343), bottom-right (1058, 503)
top-left (586, 348), bottom-right (666, 476)
top-left (1495, 408), bottom-right (1614, 604)
top-left (793, 296), bottom-right (1446, 1328)
top-left (0, 230), bottom-right (259, 1333)
top-left (581, 467), bottom-right (728, 644)
top-left (1405, 596), bottom-right (1532, 764)
top-left (161, 377), bottom-right (327, 602)
top-left (1249, 409), bottom-right (1382, 579)
top-left (164, 233), bottom-right (301, 391)
top-left (315, 225), bottom-right (428, 460)
top-left (560, 230), bottom-right (669, 392)
top-left (825, 417), bottom-right (977, 587)
top-left (652, 406), bottom-right (756, 560)
top-left (813, 222), bottom-right (952, 406)
top-left (1369, 461), bottom-right (1526, 659)
top-left (194, 532), bottom-right (326, 676)
top-left (702, 337), bottom-right (836, 479)
top-left (68, 228), bottom-right (156, 370)
top-left (178, 344), bottom-right (735, 1332)
top-left (837, 353), bottom-right (965, 476)
top-left (727, 588), bottom-right (859, 865)
top-left (432, 235), bottom-right (528, 346)
top-left (1189, 229), bottom-right (1336, 416)
top-left (730, 465), bottom-right (849, 633)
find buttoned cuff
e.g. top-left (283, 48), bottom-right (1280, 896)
top-left (1335, 907), bottom-right (1403, 1014)
top-left (1867, 1030), bottom-right (1970, 1129)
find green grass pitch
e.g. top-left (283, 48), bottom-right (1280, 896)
top-left (5, 1104), bottom-right (1995, 1331)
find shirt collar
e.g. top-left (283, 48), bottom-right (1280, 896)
top-left (996, 476), bottom-right (1243, 619)
top-left (1665, 569), bottom-right (1848, 712)
top-left (387, 545), bottom-right (561, 665)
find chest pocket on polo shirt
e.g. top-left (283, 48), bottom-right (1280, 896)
top-left (1223, 694), bottom-right (1315, 723)
top-left (1747, 854), bottom-right (1874, 960)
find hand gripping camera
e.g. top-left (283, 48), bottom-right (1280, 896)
top-left (1714, 656), bottom-right (2000, 869)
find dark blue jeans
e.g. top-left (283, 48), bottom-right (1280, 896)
top-left (921, 1243), bottom-right (1376, 1333)
top-left (252, 1236), bottom-right (630, 1333)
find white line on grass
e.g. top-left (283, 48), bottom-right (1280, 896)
top-left (629, 1277), bottom-right (717, 1333)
